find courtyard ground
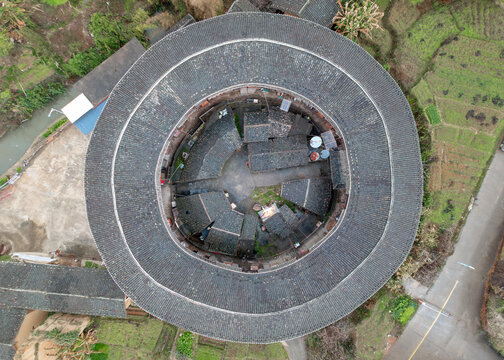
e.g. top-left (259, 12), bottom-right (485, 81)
top-left (0, 125), bottom-right (97, 259)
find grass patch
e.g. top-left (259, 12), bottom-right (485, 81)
top-left (42, 118), bottom-right (67, 138)
top-left (411, 79), bottom-right (435, 109)
top-left (234, 113), bottom-right (243, 138)
top-left (19, 62), bottom-right (55, 89)
top-left (425, 105), bottom-right (441, 125)
top-left (449, 0), bottom-right (504, 42)
top-left (436, 98), bottom-right (503, 135)
top-left (0, 177), bottom-right (8, 187)
top-left (250, 185), bottom-right (296, 211)
top-left (248, 344), bottom-right (288, 359)
top-left (354, 290), bottom-right (396, 359)
top-left (427, 190), bottom-right (471, 226)
top-left (195, 344), bottom-right (223, 360)
top-left (403, 5), bottom-right (459, 66)
top-left (0, 254), bottom-right (12, 261)
top-left (84, 261), bottom-right (99, 269)
top-left (222, 342), bottom-right (248, 359)
top-left (94, 317), bottom-right (173, 359)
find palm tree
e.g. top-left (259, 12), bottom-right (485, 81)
top-left (332, 0), bottom-right (384, 41)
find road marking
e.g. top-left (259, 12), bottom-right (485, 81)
top-left (408, 280), bottom-right (459, 360)
top-left (418, 300), bottom-right (451, 318)
top-left (456, 261), bottom-right (475, 270)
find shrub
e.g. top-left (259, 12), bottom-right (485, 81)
top-left (46, 329), bottom-right (80, 346)
top-left (16, 166), bottom-right (22, 173)
top-left (40, 0), bottom-right (68, 5)
top-left (64, 11), bottom-right (149, 77)
top-left (17, 82), bottom-right (66, 115)
top-left (177, 331), bottom-right (193, 357)
top-left (0, 177), bottom-right (8, 186)
top-left (88, 13), bottom-right (127, 55)
top-left (63, 48), bottom-right (106, 77)
top-left (390, 295), bottom-right (418, 325)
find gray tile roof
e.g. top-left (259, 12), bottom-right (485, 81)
top-left (267, 109), bottom-right (295, 138)
top-left (200, 192), bottom-right (234, 221)
top-left (73, 38), bottom-right (145, 105)
top-left (228, 0), bottom-right (259, 13)
top-left (0, 262), bottom-right (126, 318)
top-left (330, 149), bottom-right (348, 189)
top-left (176, 194), bottom-right (212, 235)
top-left (176, 192), bottom-right (232, 235)
top-left (165, 14), bottom-right (196, 35)
top-left (0, 306), bottom-right (26, 358)
top-left (281, 178), bottom-right (332, 216)
top-left (206, 229), bottom-right (240, 255)
top-left (244, 109), bottom-right (295, 142)
top-left (288, 115), bottom-right (313, 136)
top-left (268, 0), bottom-right (340, 27)
top-left (264, 212), bottom-right (291, 238)
top-left (212, 210), bottom-right (244, 236)
top-left (241, 214), bottom-right (259, 240)
top-left (248, 135), bottom-right (308, 172)
top-left (0, 344), bottom-right (16, 360)
top-left (179, 112), bottom-right (242, 182)
top-left (85, 13), bottom-right (422, 343)
top-left (244, 111), bottom-right (270, 143)
top-left (279, 205), bottom-right (298, 227)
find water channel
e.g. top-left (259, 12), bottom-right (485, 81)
top-left (0, 89), bottom-right (79, 175)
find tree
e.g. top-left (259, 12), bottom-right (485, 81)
top-left (332, 0), bottom-right (384, 41)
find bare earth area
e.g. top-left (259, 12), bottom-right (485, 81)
top-left (0, 126), bottom-right (98, 259)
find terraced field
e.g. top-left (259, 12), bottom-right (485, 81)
top-left (399, 0), bottom-right (504, 230)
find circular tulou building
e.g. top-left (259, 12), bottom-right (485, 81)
top-left (85, 12), bottom-right (423, 343)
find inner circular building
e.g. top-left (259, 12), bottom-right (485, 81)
top-left (165, 87), bottom-right (348, 268)
top-left (85, 12), bottom-right (423, 343)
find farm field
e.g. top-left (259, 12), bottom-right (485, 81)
top-left (407, 0), bottom-right (504, 230)
top-left (192, 334), bottom-right (288, 360)
top-left (92, 316), bottom-right (288, 360)
top-left (93, 317), bottom-right (177, 360)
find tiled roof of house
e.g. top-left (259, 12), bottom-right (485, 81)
top-left (0, 306), bottom-right (26, 359)
top-left (0, 262), bottom-right (125, 318)
top-left (179, 112), bottom-right (242, 182)
top-left (85, 13), bottom-right (422, 343)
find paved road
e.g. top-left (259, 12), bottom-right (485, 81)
top-left (386, 151), bottom-right (504, 360)
top-left (283, 337), bottom-right (308, 360)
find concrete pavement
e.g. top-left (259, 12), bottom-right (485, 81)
top-left (386, 151), bottom-right (504, 360)
top-left (283, 337), bottom-right (308, 360)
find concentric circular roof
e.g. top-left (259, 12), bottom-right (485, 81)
top-left (85, 12), bottom-right (422, 343)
